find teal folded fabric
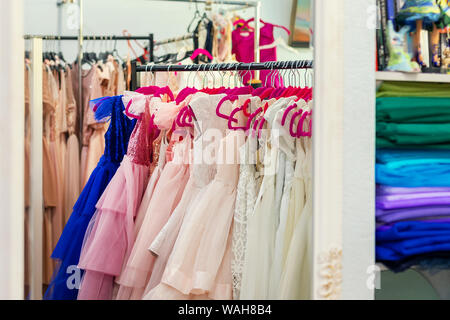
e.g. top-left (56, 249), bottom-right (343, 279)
top-left (377, 97), bottom-right (450, 123)
top-left (377, 122), bottom-right (450, 146)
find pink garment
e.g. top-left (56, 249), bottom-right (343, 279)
top-left (77, 102), bottom-right (152, 300)
top-left (114, 101), bottom-right (192, 300)
top-left (141, 92), bottom-right (229, 297)
top-left (147, 131), bottom-right (245, 300)
top-left (232, 19), bottom-right (287, 86)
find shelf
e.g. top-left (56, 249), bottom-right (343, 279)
top-left (376, 71), bottom-right (450, 83)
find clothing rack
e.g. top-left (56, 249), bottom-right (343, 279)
top-left (147, 0), bottom-right (261, 76)
top-left (130, 60), bottom-right (314, 90)
top-left (24, 34), bottom-right (154, 147)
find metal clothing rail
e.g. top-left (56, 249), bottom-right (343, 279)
top-left (135, 60), bottom-right (313, 72)
top-left (24, 33), bottom-right (155, 147)
top-left (131, 60), bottom-right (313, 90)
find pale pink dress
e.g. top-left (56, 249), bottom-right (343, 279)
top-left (77, 100), bottom-right (152, 300)
top-left (141, 92), bottom-right (229, 298)
top-left (114, 100), bottom-right (192, 300)
top-left (146, 131), bottom-right (245, 300)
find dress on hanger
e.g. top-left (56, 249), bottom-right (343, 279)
top-left (147, 130), bottom-right (245, 300)
top-left (77, 98), bottom-right (152, 300)
top-left (239, 97), bottom-right (292, 300)
top-left (268, 100), bottom-right (298, 299)
top-left (231, 97), bottom-right (262, 300)
top-left (115, 99), bottom-right (192, 300)
top-left (279, 103), bottom-right (313, 300)
top-left (44, 95), bottom-right (136, 300)
top-left (141, 92), bottom-right (232, 299)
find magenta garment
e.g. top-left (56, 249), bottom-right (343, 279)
top-left (376, 192), bottom-right (450, 209)
top-left (232, 19), bottom-right (287, 86)
top-left (376, 185), bottom-right (450, 195)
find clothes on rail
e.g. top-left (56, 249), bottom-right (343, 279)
top-left (44, 96), bottom-right (136, 300)
top-left (232, 18), bottom-right (291, 86)
top-left (376, 81), bottom-right (450, 272)
top-left (43, 66), bottom-right (314, 300)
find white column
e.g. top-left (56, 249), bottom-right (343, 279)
top-left (312, 0), bottom-right (375, 300)
top-left (0, 0), bottom-right (25, 300)
top-left (29, 38), bottom-right (43, 301)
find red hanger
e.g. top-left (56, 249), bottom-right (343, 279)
top-left (190, 48), bottom-right (213, 61)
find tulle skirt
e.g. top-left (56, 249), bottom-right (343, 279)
top-left (77, 156), bottom-right (149, 300)
top-left (44, 156), bottom-right (122, 300)
top-left (115, 159), bottom-right (190, 300)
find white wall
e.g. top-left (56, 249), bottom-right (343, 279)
top-left (24, 0), bottom-right (311, 61)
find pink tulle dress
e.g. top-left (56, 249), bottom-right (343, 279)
top-left (76, 97), bottom-right (152, 300)
top-left (145, 130), bottom-right (245, 300)
top-left (141, 93), bottom-right (230, 298)
top-left (114, 98), bottom-right (192, 300)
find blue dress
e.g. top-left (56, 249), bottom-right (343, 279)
top-left (44, 95), bottom-right (136, 300)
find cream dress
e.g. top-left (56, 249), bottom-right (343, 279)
top-left (279, 101), bottom-right (313, 300)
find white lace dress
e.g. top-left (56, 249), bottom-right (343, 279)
top-left (239, 98), bottom-right (291, 300)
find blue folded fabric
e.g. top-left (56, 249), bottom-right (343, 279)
top-left (376, 150), bottom-right (450, 187)
top-left (376, 221), bottom-right (450, 261)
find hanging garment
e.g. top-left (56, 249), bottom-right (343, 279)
top-left (115, 99), bottom-right (192, 300)
top-left (142, 93), bottom-right (243, 299)
top-left (278, 105), bottom-right (313, 300)
top-left (239, 97), bottom-right (294, 300)
top-left (147, 131), bottom-right (245, 300)
top-left (77, 99), bottom-right (152, 300)
top-left (44, 96), bottom-right (136, 300)
top-left (232, 18), bottom-right (289, 86)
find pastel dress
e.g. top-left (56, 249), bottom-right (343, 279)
top-left (268, 101), bottom-right (298, 299)
top-left (76, 98), bottom-right (152, 300)
top-left (147, 130), bottom-right (246, 300)
top-left (44, 95), bottom-right (136, 300)
top-left (141, 92), bottom-right (229, 298)
top-left (231, 97), bottom-right (263, 300)
top-left (279, 103), bottom-right (313, 300)
top-left (115, 99), bottom-right (191, 300)
top-left (239, 98), bottom-right (291, 300)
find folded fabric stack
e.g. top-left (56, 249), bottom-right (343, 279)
top-left (376, 82), bottom-right (450, 272)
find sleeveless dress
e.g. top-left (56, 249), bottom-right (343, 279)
top-left (141, 93), bottom-right (233, 299)
top-left (268, 100), bottom-right (298, 299)
top-left (279, 102), bottom-right (313, 300)
top-left (44, 95), bottom-right (136, 300)
top-left (231, 97), bottom-right (262, 300)
top-left (77, 98), bottom-right (152, 300)
top-left (239, 98), bottom-right (291, 300)
top-left (115, 99), bottom-right (192, 300)
top-left (146, 131), bottom-right (245, 300)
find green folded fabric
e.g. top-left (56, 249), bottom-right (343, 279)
top-left (377, 81), bottom-right (450, 98)
top-left (377, 137), bottom-right (450, 149)
top-left (377, 97), bottom-right (450, 123)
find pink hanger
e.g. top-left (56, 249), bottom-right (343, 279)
top-left (245, 106), bottom-right (263, 132)
top-left (136, 86), bottom-right (159, 95)
top-left (190, 48), bottom-right (213, 61)
top-left (281, 104), bottom-right (297, 127)
top-left (125, 99), bottom-right (142, 120)
top-left (227, 106), bottom-right (247, 131)
top-left (289, 109), bottom-right (303, 137)
top-left (216, 95), bottom-right (239, 122)
top-left (154, 86), bottom-right (175, 101)
top-left (297, 110), bottom-right (312, 137)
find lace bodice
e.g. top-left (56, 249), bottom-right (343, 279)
top-left (92, 95), bottom-right (136, 163)
top-left (126, 100), bottom-right (152, 166)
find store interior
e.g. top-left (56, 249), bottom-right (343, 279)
top-left (2, 0), bottom-right (450, 301)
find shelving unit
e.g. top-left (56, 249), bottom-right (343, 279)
top-left (376, 71), bottom-right (450, 83)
